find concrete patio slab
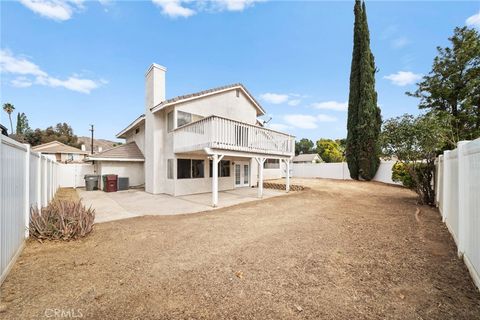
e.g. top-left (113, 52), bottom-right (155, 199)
top-left (77, 187), bottom-right (288, 223)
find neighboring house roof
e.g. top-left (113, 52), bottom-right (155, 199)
top-left (150, 83), bottom-right (266, 116)
top-left (87, 142), bottom-right (144, 162)
top-left (116, 114), bottom-right (145, 139)
top-left (32, 141), bottom-right (88, 154)
top-left (0, 124), bottom-right (7, 136)
top-left (77, 136), bottom-right (120, 153)
top-left (293, 154), bottom-right (321, 163)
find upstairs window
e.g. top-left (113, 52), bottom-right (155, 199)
top-left (177, 111), bottom-right (204, 128)
top-left (167, 111), bottom-right (174, 132)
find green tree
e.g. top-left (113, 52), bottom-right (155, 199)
top-left (381, 112), bottom-right (454, 205)
top-left (2, 103), bottom-right (15, 134)
top-left (407, 27), bottom-right (480, 142)
top-left (295, 138), bottom-right (314, 155)
top-left (16, 112), bottom-right (31, 135)
top-left (25, 122), bottom-right (80, 147)
top-left (346, 0), bottom-right (382, 181)
top-left (316, 139), bottom-right (344, 163)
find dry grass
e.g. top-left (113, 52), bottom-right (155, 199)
top-left (55, 188), bottom-right (80, 202)
top-left (1, 179), bottom-right (479, 319)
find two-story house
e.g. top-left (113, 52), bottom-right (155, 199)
top-left (90, 64), bottom-right (294, 206)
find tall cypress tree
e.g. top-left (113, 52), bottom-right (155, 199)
top-left (346, 0), bottom-right (381, 180)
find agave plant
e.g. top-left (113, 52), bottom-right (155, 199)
top-left (30, 200), bottom-right (95, 241)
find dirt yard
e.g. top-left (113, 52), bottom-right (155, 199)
top-left (1, 179), bottom-right (479, 319)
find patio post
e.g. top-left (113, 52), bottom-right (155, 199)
top-left (255, 157), bottom-right (266, 198)
top-left (285, 159), bottom-right (290, 193)
top-left (212, 153), bottom-right (218, 207)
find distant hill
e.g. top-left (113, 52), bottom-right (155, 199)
top-left (77, 136), bottom-right (122, 154)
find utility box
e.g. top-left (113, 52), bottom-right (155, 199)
top-left (102, 175), bottom-right (118, 192)
top-left (84, 175), bottom-right (100, 191)
top-left (118, 177), bottom-right (129, 191)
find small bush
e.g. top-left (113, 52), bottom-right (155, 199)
top-left (392, 162), bottom-right (415, 188)
top-left (30, 200), bottom-right (95, 241)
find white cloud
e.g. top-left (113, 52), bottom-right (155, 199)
top-left (268, 123), bottom-right (291, 132)
top-left (391, 36), bottom-right (409, 49)
top-left (214, 0), bottom-right (262, 11)
top-left (283, 114), bottom-right (318, 129)
top-left (311, 101), bottom-right (347, 111)
top-left (152, 0), bottom-right (262, 18)
top-left (152, 0), bottom-right (195, 18)
top-left (11, 77), bottom-right (33, 88)
top-left (0, 49), bottom-right (104, 94)
top-left (466, 11), bottom-right (480, 28)
top-left (384, 71), bottom-right (422, 86)
top-left (18, 0), bottom-right (85, 21)
top-left (317, 114), bottom-right (337, 122)
top-left (260, 93), bottom-right (289, 104)
top-left (287, 99), bottom-right (301, 106)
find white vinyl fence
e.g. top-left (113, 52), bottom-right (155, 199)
top-left (436, 138), bottom-right (480, 290)
top-left (58, 163), bottom-right (94, 188)
top-left (290, 161), bottom-right (401, 185)
top-left (1, 135), bottom-right (59, 285)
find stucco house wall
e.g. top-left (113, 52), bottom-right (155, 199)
top-left (94, 161), bottom-right (145, 188)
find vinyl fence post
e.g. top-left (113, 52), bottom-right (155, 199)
top-left (457, 140), bottom-right (469, 256)
top-left (37, 153), bottom-right (42, 210)
top-left (24, 144), bottom-right (30, 238)
top-left (442, 150), bottom-right (450, 222)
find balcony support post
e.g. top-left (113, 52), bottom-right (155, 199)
top-left (255, 157), bottom-right (266, 198)
top-left (211, 153), bottom-right (224, 207)
top-left (284, 159), bottom-right (290, 193)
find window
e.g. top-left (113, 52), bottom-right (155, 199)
top-left (67, 153), bottom-right (74, 161)
top-left (167, 111), bottom-right (174, 132)
top-left (135, 128), bottom-right (140, 134)
top-left (264, 159), bottom-right (280, 169)
top-left (192, 160), bottom-right (204, 178)
top-left (177, 159), bottom-right (191, 179)
top-left (177, 111), bottom-right (204, 128)
top-left (209, 160), bottom-right (231, 177)
top-left (177, 159), bottom-right (205, 179)
top-left (167, 159), bottom-right (174, 179)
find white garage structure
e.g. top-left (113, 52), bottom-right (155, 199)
top-left (87, 142), bottom-right (145, 188)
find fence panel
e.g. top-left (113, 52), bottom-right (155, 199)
top-left (1, 137), bottom-right (28, 285)
top-left (436, 138), bottom-right (480, 290)
top-left (0, 136), bottom-right (60, 285)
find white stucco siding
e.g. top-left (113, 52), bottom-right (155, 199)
top-left (97, 161), bottom-right (145, 187)
top-left (175, 89), bottom-right (258, 125)
top-left (125, 123), bottom-right (146, 154)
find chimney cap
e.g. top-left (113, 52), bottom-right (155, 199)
top-left (145, 63), bottom-right (167, 76)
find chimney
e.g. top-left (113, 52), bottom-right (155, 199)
top-left (145, 63), bottom-right (167, 113)
top-left (98, 147), bottom-right (103, 153)
top-left (81, 144), bottom-right (86, 151)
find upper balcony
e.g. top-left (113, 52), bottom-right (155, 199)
top-left (173, 116), bottom-right (295, 157)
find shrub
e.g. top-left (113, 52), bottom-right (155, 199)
top-left (392, 162), bottom-right (415, 188)
top-left (30, 200), bottom-right (95, 241)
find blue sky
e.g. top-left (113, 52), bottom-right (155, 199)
top-left (1, 0), bottom-right (479, 142)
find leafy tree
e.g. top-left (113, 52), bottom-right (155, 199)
top-left (295, 138), bottom-right (315, 155)
top-left (316, 139), bottom-right (344, 163)
top-left (381, 112), bottom-right (455, 205)
top-left (25, 123), bottom-right (80, 147)
top-left (16, 112), bottom-right (31, 135)
top-left (2, 103), bottom-right (15, 134)
top-left (346, 0), bottom-right (382, 181)
top-left (407, 27), bottom-right (480, 142)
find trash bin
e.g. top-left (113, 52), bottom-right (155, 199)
top-left (84, 175), bottom-right (100, 191)
top-left (103, 174), bottom-right (118, 192)
top-left (118, 177), bottom-right (129, 191)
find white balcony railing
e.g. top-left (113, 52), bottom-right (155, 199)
top-left (174, 116), bottom-right (295, 156)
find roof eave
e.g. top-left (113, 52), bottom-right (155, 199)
top-left (116, 115), bottom-right (145, 138)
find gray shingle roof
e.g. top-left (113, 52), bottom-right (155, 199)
top-left (152, 83), bottom-right (265, 114)
top-left (88, 142), bottom-right (144, 161)
top-left (293, 154), bottom-right (321, 162)
top-left (32, 141), bottom-right (87, 154)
